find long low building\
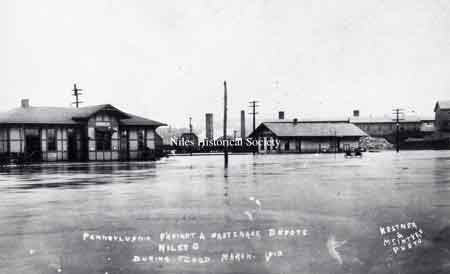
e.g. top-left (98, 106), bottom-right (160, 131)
top-left (249, 120), bottom-right (367, 153)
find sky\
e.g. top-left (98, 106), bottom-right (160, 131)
top-left (3, 0), bottom-right (450, 131)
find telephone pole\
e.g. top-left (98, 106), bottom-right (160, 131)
top-left (392, 108), bottom-right (404, 153)
top-left (189, 117), bottom-right (193, 156)
top-left (224, 81), bottom-right (229, 168)
top-left (72, 84), bottom-right (83, 108)
top-left (248, 100), bottom-right (259, 135)
top-left (248, 100), bottom-right (259, 154)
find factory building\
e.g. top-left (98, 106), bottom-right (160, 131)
top-left (434, 100), bottom-right (450, 132)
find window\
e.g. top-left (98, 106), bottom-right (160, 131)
top-left (95, 129), bottom-right (112, 151)
top-left (138, 129), bottom-right (146, 150)
top-left (47, 129), bottom-right (57, 151)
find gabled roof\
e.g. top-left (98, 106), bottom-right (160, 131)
top-left (250, 122), bottom-right (367, 138)
top-left (0, 107), bottom-right (80, 125)
top-left (71, 104), bottom-right (130, 120)
top-left (0, 104), bottom-right (165, 127)
top-left (121, 113), bottom-right (166, 127)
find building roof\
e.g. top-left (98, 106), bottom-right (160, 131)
top-left (265, 118), bottom-right (349, 123)
top-left (251, 122), bottom-right (368, 138)
top-left (266, 115), bottom-right (434, 125)
top-left (350, 115), bottom-right (434, 124)
top-left (0, 104), bottom-right (166, 127)
top-left (121, 113), bottom-right (166, 127)
top-left (435, 100), bottom-right (450, 111)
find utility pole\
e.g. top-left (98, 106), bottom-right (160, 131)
top-left (72, 83), bottom-right (83, 108)
top-left (248, 100), bottom-right (259, 154)
top-left (248, 100), bottom-right (259, 135)
top-left (189, 117), bottom-right (193, 156)
top-left (392, 108), bottom-right (404, 153)
top-left (224, 81), bottom-right (229, 168)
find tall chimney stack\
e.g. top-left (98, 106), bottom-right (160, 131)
top-left (240, 110), bottom-right (246, 138)
top-left (205, 113), bottom-right (214, 140)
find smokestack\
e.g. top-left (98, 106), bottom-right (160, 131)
top-left (205, 113), bottom-right (214, 140)
top-left (240, 110), bottom-right (246, 138)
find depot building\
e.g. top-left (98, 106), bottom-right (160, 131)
top-left (0, 99), bottom-right (166, 162)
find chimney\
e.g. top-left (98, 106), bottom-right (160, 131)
top-left (21, 99), bottom-right (30, 108)
top-left (278, 111), bottom-right (285, 120)
top-left (353, 110), bottom-right (360, 117)
top-left (205, 113), bottom-right (213, 140)
top-left (240, 110), bottom-right (246, 138)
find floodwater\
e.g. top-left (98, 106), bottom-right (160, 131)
top-left (0, 151), bottom-right (449, 274)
